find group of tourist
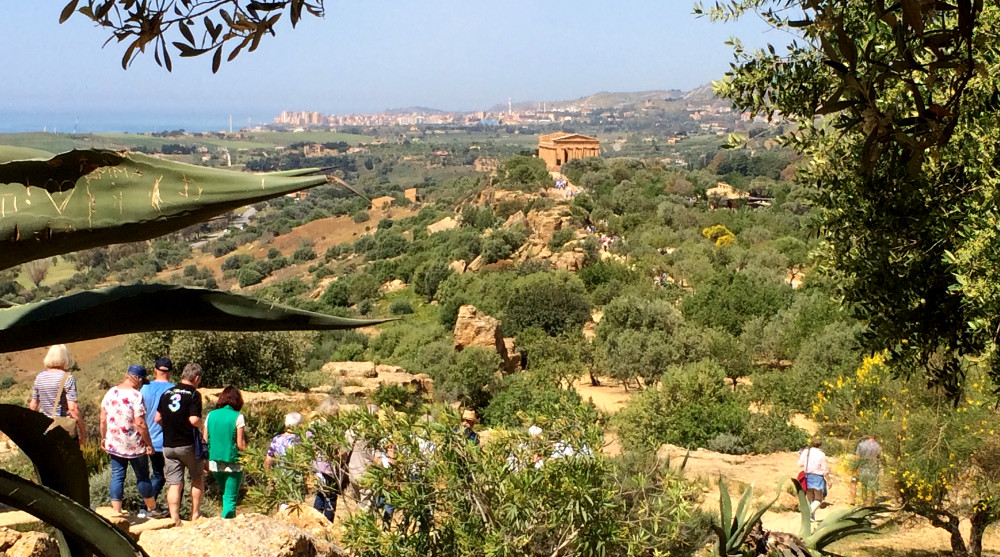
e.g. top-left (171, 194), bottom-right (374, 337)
top-left (30, 344), bottom-right (247, 526)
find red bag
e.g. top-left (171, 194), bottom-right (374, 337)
top-left (797, 470), bottom-right (808, 490)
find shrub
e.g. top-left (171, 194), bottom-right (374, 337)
top-left (614, 360), bottom-right (750, 452)
top-left (496, 155), bottom-right (550, 192)
top-left (221, 254), bottom-right (254, 271)
top-left (706, 433), bottom-right (747, 455)
top-left (504, 271), bottom-right (591, 336)
top-left (291, 246), bottom-right (317, 263)
top-left (127, 331), bottom-right (306, 389)
top-left (481, 228), bottom-right (526, 264)
top-left (330, 342), bottom-right (365, 362)
top-left (320, 279), bottom-right (349, 307)
top-left (389, 299), bottom-right (414, 315)
top-left (547, 228), bottom-right (575, 251)
top-left (429, 347), bottom-right (501, 410)
top-left (412, 259), bottom-right (453, 301)
top-left (483, 372), bottom-right (595, 428)
top-left (352, 210), bottom-right (370, 223)
top-left (371, 383), bottom-right (426, 414)
top-left (238, 268), bottom-right (265, 287)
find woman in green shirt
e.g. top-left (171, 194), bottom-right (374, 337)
top-left (205, 386), bottom-right (247, 518)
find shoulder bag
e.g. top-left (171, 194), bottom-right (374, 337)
top-left (46, 372), bottom-right (79, 439)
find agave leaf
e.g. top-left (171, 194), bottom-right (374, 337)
top-left (797, 487), bottom-right (812, 538)
top-left (732, 479), bottom-right (786, 550)
top-left (719, 478), bottom-right (733, 541)
top-left (733, 480), bottom-right (754, 533)
top-left (0, 284), bottom-right (393, 352)
top-left (0, 404), bottom-right (91, 556)
top-left (0, 469), bottom-right (144, 556)
top-left (0, 148), bottom-right (342, 270)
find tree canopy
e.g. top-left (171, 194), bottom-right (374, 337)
top-left (60, 0), bottom-right (324, 72)
top-left (703, 0), bottom-right (1000, 397)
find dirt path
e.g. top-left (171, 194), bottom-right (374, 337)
top-left (658, 444), bottom-right (1000, 555)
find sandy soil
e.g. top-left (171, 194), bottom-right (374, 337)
top-left (0, 336), bottom-right (125, 382)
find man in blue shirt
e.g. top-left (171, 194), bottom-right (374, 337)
top-left (140, 357), bottom-right (174, 510)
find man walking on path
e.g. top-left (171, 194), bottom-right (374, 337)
top-left (140, 357), bottom-right (174, 510)
top-left (155, 363), bottom-right (205, 526)
top-left (100, 364), bottom-right (165, 518)
top-left (854, 435), bottom-right (882, 505)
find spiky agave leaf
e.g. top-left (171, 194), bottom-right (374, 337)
top-left (0, 469), bottom-right (144, 556)
top-left (0, 404), bottom-right (118, 557)
top-left (0, 148), bottom-right (344, 270)
top-left (0, 284), bottom-right (393, 352)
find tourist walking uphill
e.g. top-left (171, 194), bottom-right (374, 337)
top-left (29, 344), bottom-right (87, 444)
top-left (205, 386), bottom-right (247, 519)
top-left (155, 363), bottom-right (205, 527)
top-left (798, 438), bottom-right (831, 521)
top-left (100, 364), bottom-right (167, 518)
top-left (140, 357), bottom-right (174, 510)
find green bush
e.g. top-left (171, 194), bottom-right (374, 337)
top-left (352, 210), bottom-right (370, 223)
top-left (331, 342), bottom-right (365, 362)
top-left (291, 246), bottom-right (317, 262)
top-left (238, 267), bottom-right (265, 287)
top-left (429, 347), bottom-right (502, 410)
top-left (504, 271), bottom-right (591, 336)
top-left (547, 227), bottom-right (575, 251)
top-left (127, 330), bottom-right (306, 389)
top-left (320, 279), bottom-right (349, 307)
top-left (389, 299), bottom-right (414, 315)
top-left (412, 259), bottom-right (453, 301)
top-left (222, 254), bottom-right (254, 271)
top-left (614, 360), bottom-right (750, 452)
top-left (371, 383), bottom-right (426, 414)
top-left (483, 372), bottom-right (596, 428)
top-left (496, 155), bottom-right (550, 192)
top-left (481, 228), bottom-right (526, 264)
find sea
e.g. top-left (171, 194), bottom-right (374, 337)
top-left (0, 109), bottom-right (257, 135)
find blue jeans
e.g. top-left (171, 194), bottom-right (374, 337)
top-left (149, 451), bottom-right (166, 501)
top-left (109, 454), bottom-right (154, 502)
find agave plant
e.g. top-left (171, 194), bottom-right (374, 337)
top-left (0, 147), bottom-right (381, 556)
top-left (713, 478), bottom-right (886, 557)
top-left (0, 147), bottom-right (363, 270)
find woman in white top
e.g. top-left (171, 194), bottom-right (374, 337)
top-left (798, 438), bottom-right (830, 520)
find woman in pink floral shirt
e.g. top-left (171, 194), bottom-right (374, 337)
top-left (99, 365), bottom-right (166, 518)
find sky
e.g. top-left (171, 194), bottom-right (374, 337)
top-left (0, 2), bottom-right (783, 132)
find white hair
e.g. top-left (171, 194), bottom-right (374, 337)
top-left (284, 412), bottom-right (303, 429)
top-left (43, 345), bottom-right (73, 371)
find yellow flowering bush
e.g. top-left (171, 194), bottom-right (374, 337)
top-left (812, 356), bottom-right (1000, 553)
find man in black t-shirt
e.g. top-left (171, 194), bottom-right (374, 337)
top-left (155, 363), bottom-right (204, 526)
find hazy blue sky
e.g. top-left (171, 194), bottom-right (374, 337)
top-left (0, 2), bottom-right (780, 129)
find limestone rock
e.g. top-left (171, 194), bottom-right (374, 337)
top-left (466, 255), bottom-right (484, 272)
top-left (449, 260), bottom-right (466, 274)
top-left (322, 361), bottom-right (378, 379)
top-left (380, 279), bottom-right (407, 293)
top-left (275, 504), bottom-right (335, 540)
top-left (95, 506), bottom-right (132, 538)
top-left (426, 216), bottom-right (459, 235)
top-left (549, 250), bottom-right (585, 271)
top-left (501, 211), bottom-right (527, 230)
top-left (404, 187), bottom-right (419, 203)
top-left (524, 208), bottom-right (571, 242)
top-left (138, 513), bottom-right (346, 557)
top-left (7, 531), bottom-right (58, 557)
top-left (453, 305), bottom-right (519, 372)
top-left (0, 527), bottom-right (23, 552)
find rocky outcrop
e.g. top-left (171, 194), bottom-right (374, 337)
top-left (501, 211), bottom-right (527, 230)
top-left (426, 216), bottom-right (459, 234)
top-left (452, 305), bottom-right (520, 372)
top-left (274, 505), bottom-right (335, 540)
top-left (380, 279), bottom-right (407, 293)
top-left (323, 361), bottom-right (379, 379)
top-left (449, 260), bottom-right (466, 274)
top-left (0, 528), bottom-right (58, 557)
top-left (524, 207), bottom-right (572, 241)
top-left (138, 513), bottom-right (346, 557)
top-left (319, 362), bottom-right (434, 398)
